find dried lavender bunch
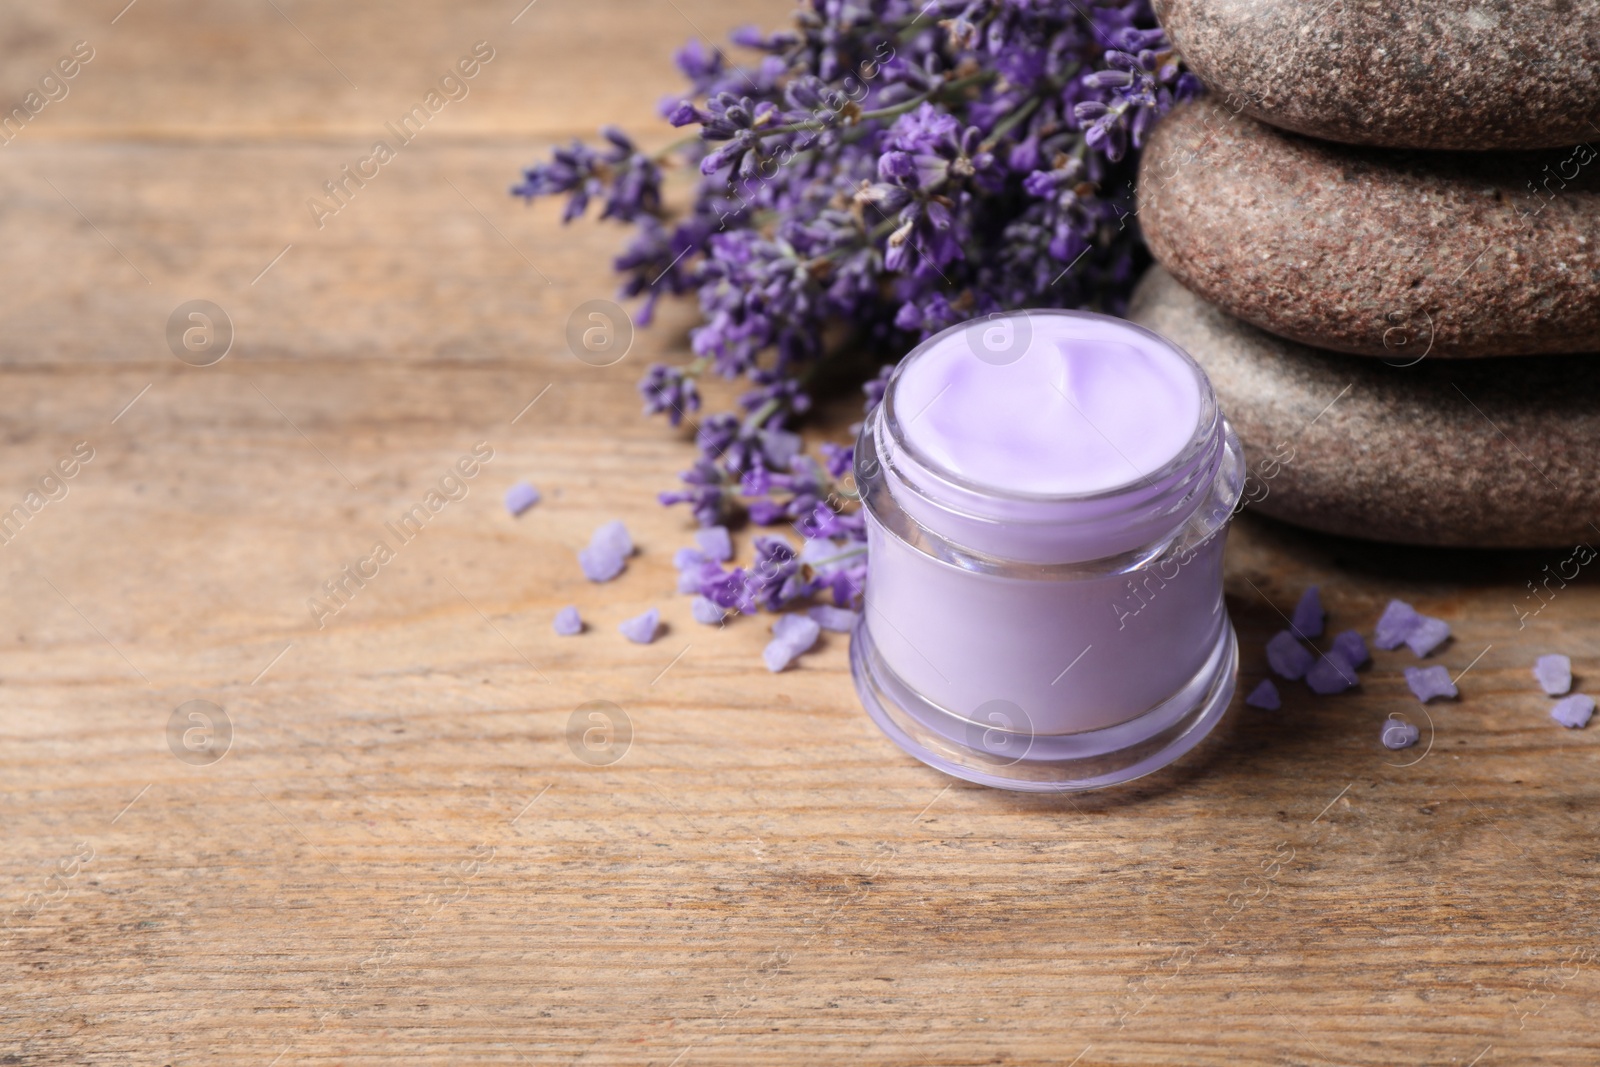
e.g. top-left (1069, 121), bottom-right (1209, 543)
top-left (513, 0), bottom-right (1197, 614)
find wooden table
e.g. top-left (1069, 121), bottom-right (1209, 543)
top-left (3, 2), bottom-right (1596, 1063)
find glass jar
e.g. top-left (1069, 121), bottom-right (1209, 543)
top-left (850, 309), bottom-right (1245, 791)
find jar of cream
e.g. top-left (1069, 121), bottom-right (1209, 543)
top-left (851, 309), bottom-right (1245, 791)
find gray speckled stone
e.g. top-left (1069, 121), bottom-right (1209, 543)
top-left (1155, 0), bottom-right (1600, 150)
top-left (1137, 101), bottom-right (1600, 358)
top-left (1128, 266), bottom-right (1600, 548)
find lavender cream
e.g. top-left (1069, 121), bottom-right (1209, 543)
top-left (851, 309), bottom-right (1245, 791)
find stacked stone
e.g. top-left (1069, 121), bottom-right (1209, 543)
top-left (1126, 0), bottom-right (1600, 548)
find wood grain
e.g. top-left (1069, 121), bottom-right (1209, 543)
top-left (2, 2), bottom-right (1597, 1065)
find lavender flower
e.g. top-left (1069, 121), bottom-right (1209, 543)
top-left (516, 1), bottom-right (1190, 617)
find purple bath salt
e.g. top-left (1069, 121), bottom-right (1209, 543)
top-left (694, 525), bottom-right (733, 562)
top-left (1404, 615), bottom-right (1451, 657)
top-left (772, 613), bottom-right (821, 651)
top-left (592, 519), bottom-right (633, 559)
top-left (1266, 630), bottom-right (1313, 681)
top-left (1373, 599), bottom-right (1421, 650)
top-left (1534, 654), bottom-right (1572, 696)
top-left (763, 613), bottom-right (822, 673)
top-left (673, 546), bottom-right (707, 570)
top-left (1381, 717), bottom-right (1421, 750)
top-left (552, 605), bottom-right (582, 635)
top-left (1244, 679), bottom-right (1280, 710)
top-left (1306, 651), bottom-right (1358, 695)
top-left (1331, 629), bottom-right (1369, 668)
top-left (1291, 586), bottom-right (1324, 639)
top-left (691, 596), bottom-right (724, 625)
top-left (618, 607), bottom-right (660, 644)
top-left (504, 481), bottom-right (541, 516)
top-left (808, 604), bottom-right (860, 633)
top-left (579, 543), bottom-right (625, 582)
top-left (1551, 693), bottom-right (1594, 728)
top-left (580, 519), bottom-right (635, 582)
top-left (1404, 664), bottom-right (1457, 703)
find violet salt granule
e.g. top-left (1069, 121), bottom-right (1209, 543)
top-left (1305, 651), bottom-right (1358, 695)
top-left (552, 605), bottom-right (582, 635)
top-left (1533, 653), bottom-right (1572, 696)
top-left (1244, 679), bottom-right (1280, 710)
top-left (504, 481), bottom-right (541, 516)
top-left (763, 612), bottom-right (822, 672)
top-left (1332, 629), bottom-right (1369, 669)
top-left (592, 519), bottom-right (633, 559)
top-left (694, 525), bottom-right (733, 562)
top-left (691, 595), bottom-right (724, 625)
top-left (579, 544), bottom-right (625, 582)
top-left (1373, 599), bottom-right (1421, 650)
top-left (618, 607), bottom-right (660, 644)
top-left (1291, 586), bottom-right (1324, 639)
top-left (1404, 665), bottom-right (1457, 703)
top-left (1266, 630), bottom-right (1313, 681)
top-left (579, 519), bottom-right (635, 583)
top-left (1404, 615), bottom-right (1451, 657)
top-left (808, 604), bottom-right (859, 633)
top-left (1551, 693), bottom-right (1594, 729)
top-left (1381, 716), bottom-right (1421, 750)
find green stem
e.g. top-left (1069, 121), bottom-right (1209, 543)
top-left (752, 70), bottom-right (993, 140)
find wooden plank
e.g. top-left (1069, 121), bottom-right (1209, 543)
top-left (1, 2), bottom-right (1597, 1065)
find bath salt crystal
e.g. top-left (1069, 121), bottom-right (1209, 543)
top-left (504, 481), bottom-right (541, 516)
top-left (1291, 586), bottom-right (1324, 639)
top-left (1373, 599), bottom-right (1421, 650)
top-left (1551, 693), bottom-right (1594, 728)
top-left (762, 613), bottom-right (822, 673)
top-left (808, 605), bottom-right (860, 633)
top-left (1331, 629), bottom-right (1369, 668)
top-left (1404, 665), bottom-right (1457, 703)
top-left (1305, 651), bottom-right (1358, 695)
top-left (694, 525), bottom-right (733, 562)
top-left (772, 613), bottom-right (821, 652)
top-left (1244, 679), bottom-right (1280, 710)
top-left (1533, 654), bottom-right (1572, 696)
top-left (1266, 630), bottom-right (1313, 680)
top-left (762, 637), bottom-right (803, 672)
top-left (1404, 615), bottom-right (1451, 657)
top-left (691, 596), bottom-right (724, 625)
top-left (1381, 717), bottom-right (1421, 750)
top-left (1550, 694), bottom-right (1594, 728)
top-left (673, 546), bottom-right (708, 571)
top-left (579, 543), bottom-right (625, 582)
top-left (618, 607), bottom-right (660, 644)
top-left (591, 519), bottom-right (633, 559)
top-left (552, 605), bottom-right (582, 635)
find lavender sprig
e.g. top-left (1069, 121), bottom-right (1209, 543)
top-left (515, 0), bottom-right (1195, 616)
